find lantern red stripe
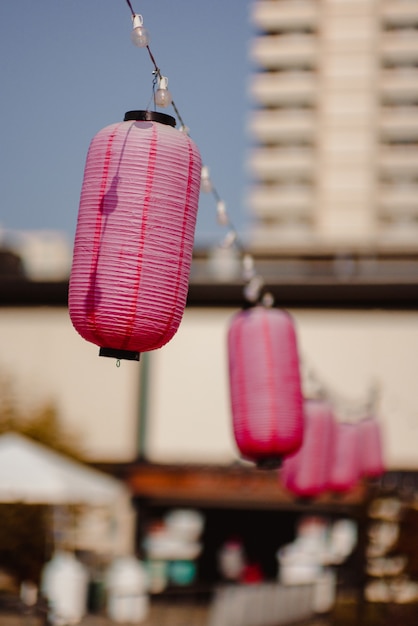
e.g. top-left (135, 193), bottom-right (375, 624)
top-left (85, 123), bottom-right (122, 346)
top-left (121, 124), bottom-right (158, 347)
top-left (262, 312), bottom-right (278, 442)
top-left (161, 139), bottom-right (198, 336)
top-left (234, 314), bottom-right (251, 448)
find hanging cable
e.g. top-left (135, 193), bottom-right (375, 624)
top-left (124, 0), bottom-right (136, 17)
top-left (122, 1), bottom-right (384, 416)
top-left (125, 3), bottom-right (271, 307)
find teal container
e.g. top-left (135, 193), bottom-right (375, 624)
top-left (168, 560), bottom-right (196, 586)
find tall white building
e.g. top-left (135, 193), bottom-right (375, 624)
top-left (247, 0), bottom-right (418, 251)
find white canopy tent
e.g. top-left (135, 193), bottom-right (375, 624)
top-left (0, 432), bottom-right (129, 505)
top-left (0, 432), bottom-right (135, 555)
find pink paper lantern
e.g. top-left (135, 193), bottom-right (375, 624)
top-left (69, 111), bottom-right (202, 361)
top-left (359, 416), bottom-right (385, 478)
top-left (281, 398), bottom-right (337, 498)
top-left (227, 306), bottom-right (304, 469)
top-left (329, 422), bottom-right (361, 493)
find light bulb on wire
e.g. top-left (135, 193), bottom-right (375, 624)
top-left (244, 274), bottom-right (264, 303)
top-left (125, 4), bottom-right (272, 309)
top-left (154, 76), bottom-right (172, 108)
top-left (200, 166), bottom-right (213, 193)
top-left (216, 200), bottom-right (228, 226)
top-left (131, 14), bottom-right (150, 47)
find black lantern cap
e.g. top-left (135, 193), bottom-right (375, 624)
top-left (124, 110), bottom-right (176, 127)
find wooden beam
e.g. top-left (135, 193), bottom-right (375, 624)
top-left (126, 463), bottom-right (367, 512)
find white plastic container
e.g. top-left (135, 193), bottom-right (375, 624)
top-left (218, 540), bottom-right (246, 581)
top-left (277, 543), bottom-right (322, 585)
top-left (105, 556), bottom-right (149, 624)
top-left (41, 551), bottom-right (88, 626)
top-left (313, 569), bottom-right (337, 613)
top-left (164, 509), bottom-right (204, 542)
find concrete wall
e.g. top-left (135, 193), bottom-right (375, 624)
top-left (146, 307), bottom-right (418, 470)
top-left (1, 306), bottom-right (417, 469)
top-left (0, 307), bottom-right (139, 462)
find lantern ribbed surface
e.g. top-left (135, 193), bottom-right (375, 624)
top-left (227, 306), bottom-right (304, 468)
top-left (69, 114), bottom-right (201, 358)
top-left (281, 399), bottom-right (336, 498)
top-left (329, 422), bottom-right (361, 493)
top-left (359, 416), bottom-right (385, 478)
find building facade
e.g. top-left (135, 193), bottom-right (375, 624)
top-left (1, 272), bottom-right (418, 471)
top-left (247, 0), bottom-right (418, 250)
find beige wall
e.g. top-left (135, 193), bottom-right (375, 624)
top-left (0, 308), bottom-right (139, 462)
top-left (146, 307), bottom-right (418, 470)
top-left (295, 308), bottom-right (418, 469)
top-left (1, 305), bottom-right (417, 470)
top-left (146, 308), bottom-right (237, 465)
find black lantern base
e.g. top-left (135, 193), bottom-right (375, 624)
top-left (99, 347), bottom-right (140, 361)
top-left (256, 457), bottom-right (283, 471)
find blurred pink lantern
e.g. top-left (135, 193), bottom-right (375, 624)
top-left (329, 422), bottom-right (361, 493)
top-left (359, 416), bottom-right (385, 478)
top-left (281, 398), bottom-right (336, 498)
top-left (227, 306), bottom-right (304, 469)
top-left (69, 111), bottom-right (201, 361)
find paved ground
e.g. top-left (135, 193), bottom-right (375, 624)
top-left (0, 604), bottom-right (210, 626)
top-left (1, 596), bottom-right (418, 626)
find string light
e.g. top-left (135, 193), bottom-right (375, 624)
top-left (123, 0), bottom-right (271, 307)
top-left (200, 166), bottom-right (213, 194)
top-left (122, 1), bottom-right (383, 447)
top-left (221, 231), bottom-right (237, 249)
top-left (302, 361), bottom-right (381, 422)
top-left (216, 201), bottom-right (228, 226)
top-left (131, 14), bottom-right (150, 47)
top-left (154, 76), bottom-right (172, 108)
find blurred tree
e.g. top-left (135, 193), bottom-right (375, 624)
top-left (0, 371), bottom-right (84, 586)
top-left (0, 371), bottom-right (83, 459)
top-left (0, 503), bottom-right (49, 586)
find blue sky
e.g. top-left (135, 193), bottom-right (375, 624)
top-left (0, 0), bottom-right (253, 249)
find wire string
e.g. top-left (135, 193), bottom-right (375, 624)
top-left (123, 1), bottom-right (382, 421)
top-left (124, 2), bottom-right (270, 306)
top-left (124, 0), bottom-right (135, 17)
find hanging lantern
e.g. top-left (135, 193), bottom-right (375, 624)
top-left (359, 416), bottom-right (385, 478)
top-left (69, 111), bottom-right (202, 361)
top-left (329, 422), bottom-right (361, 493)
top-left (227, 306), bottom-right (304, 469)
top-left (280, 398), bottom-right (336, 499)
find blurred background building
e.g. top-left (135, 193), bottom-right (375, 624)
top-left (247, 0), bottom-right (418, 250)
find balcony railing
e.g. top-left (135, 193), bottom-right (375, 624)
top-left (379, 183), bottom-right (418, 219)
top-left (249, 109), bottom-right (316, 143)
top-left (380, 107), bottom-right (418, 141)
top-left (380, 68), bottom-right (418, 103)
top-left (250, 71), bottom-right (317, 106)
top-left (249, 183), bottom-right (313, 218)
top-left (250, 34), bottom-right (317, 69)
top-left (381, 29), bottom-right (418, 63)
top-left (248, 146), bottom-right (315, 180)
top-left (381, 0), bottom-right (418, 27)
top-left (380, 145), bottom-right (418, 175)
top-left (251, 0), bottom-right (319, 31)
